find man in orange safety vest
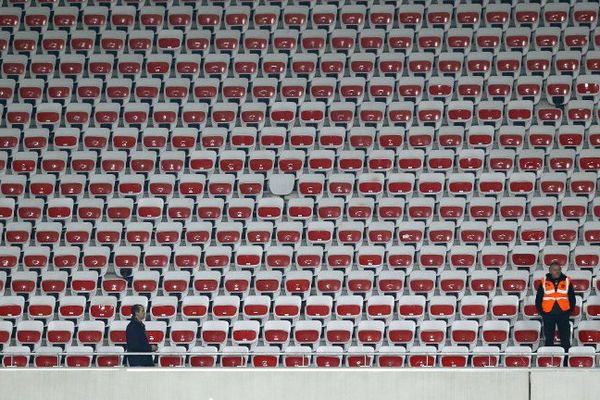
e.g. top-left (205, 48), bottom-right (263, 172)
top-left (535, 262), bottom-right (576, 352)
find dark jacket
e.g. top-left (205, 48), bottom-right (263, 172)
top-left (126, 319), bottom-right (154, 366)
top-left (535, 273), bottom-right (577, 316)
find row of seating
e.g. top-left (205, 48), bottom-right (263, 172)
top-left (5, 100), bottom-right (600, 133)
top-left (2, 290), bottom-right (599, 325)
top-left (3, 190), bottom-right (600, 223)
top-left (2, 218), bottom-right (600, 249)
top-left (4, 75), bottom-right (600, 108)
top-left (2, 345), bottom-right (596, 368)
top-left (4, 265), bottom-right (600, 297)
top-left (2, 2), bottom-right (599, 30)
top-left (6, 317), bottom-right (600, 349)
top-left (2, 125), bottom-right (599, 154)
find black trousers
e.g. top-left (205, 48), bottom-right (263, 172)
top-left (542, 313), bottom-right (571, 351)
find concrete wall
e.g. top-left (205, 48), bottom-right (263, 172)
top-left (0, 368), bottom-right (598, 400)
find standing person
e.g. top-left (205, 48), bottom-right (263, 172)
top-left (126, 304), bottom-right (157, 366)
top-left (535, 263), bottom-right (576, 352)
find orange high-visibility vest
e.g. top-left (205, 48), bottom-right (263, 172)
top-left (541, 277), bottom-right (571, 313)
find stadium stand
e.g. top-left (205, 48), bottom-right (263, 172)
top-left (0, 0), bottom-right (600, 368)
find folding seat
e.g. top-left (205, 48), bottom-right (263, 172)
top-left (30, 54), bottom-right (57, 81)
top-left (500, 346), bottom-right (533, 368)
top-left (84, 294), bottom-right (116, 324)
top-left (535, 105), bottom-right (562, 134)
top-left (447, 319), bottom-right (479, 350)
top-left (518, 220), bottom-right (548, 249)
top-left (416, 28), bottom-right (444, 57)
top-left (406, 52), bottom-right (435, 80)
top-left (366, 295), bottom-right (395, 324)
top-left (2, 345), bottom-right (30, 368)
top-left (174, 295), bottom-right (207, 326)
top-left (575, 320), bottom-right (600, 349)
top-left (72, 320), bottom-right (105, 349)
top-left (289, 319), bottom-right (323, 350)
top-left (392, 78), bottom-right (423, 108)
top-left (310, 244), bottom-right (349, 275)
top-left (564, 346), bottom-right (595, 369)
top-left (474, 28), bottom-right (502, 56)
top-left (354, 321), bottom-right (384, 350)
top-left (306, 78), bottom-right (334, 107)
top-left (427, 294), bottom-right (457, 322)
top-left (465, 345), bottom-right (500, 368)
top-left (406, 270), bottom-right (435, 302)
top-left (569, 172), bottom-right (597, 200)
top-left (341, 271), bottom-right (373, 301)
top-left (298, 29), bottom-right (327, 57)
top-left (485, 294), bottom-right (518, 324)
top-left (45, 319), bottom-right (75, 348)
top-left (22, 246), bottom-right (51, 275)
top-left (555, 51), bottom-right (582, 78)
top-left (373, 197), bottom-right (405, 225)
top-left (206, 295), bottom-right (239, 323)
top-left (534, 346), bottom-right (565, 368)
top-left (584, 221), bottom-right (600, 246)
top-left (2, 55), bottom-right (28, 82)
top-left (549, 220), bottom-right (579, 251)
top-left (17, 198), bottom-right (44, 224)
top-left (405, 345), bottom-right (437, 368)
top-left (204, 246), bottom-right (232, 272)
top-left (10, 270), bottom-right (38, 299)
top-left (546, 150), bottom-right (576, 180)
top-left (140, 246), bottom-right (171, 274)
top-left (12, 31), bottom-right (40, 58)
top-left (398, 295), bottom-right (428, 326)
top-left (207, 174), bottom-right (238, 199)
top-left (18, 79), bottom-right (45, 106)
top-left (509, 2), bottom-right (537, 27)
top-left (467, 268), bottom-right (497, 298)
top-left (312, 346), bottom-right (343, 368)
top-left (514, 76), bottom-right (543, 105)
top-left (23, 6), bottom-right (50, 33)
top-left (40, 150), bottom-right (69, 176)
top-left (111, 246), bottom-right (140, 278)
top-left (26, 295), bottom-right (55, 324)
top-left (438, 346), bottom-right (471, 368)
top-left (31, 346), bottom-right (62, 367)
top-left (323, 320), bottom-right (354, 350)
top-left (0, 175), bottom-right (27, 202)
top-left (383, 174), bottom-right (415, 201)
top-left (579, 149), bottom-right (600, 175)
top-left (223, 270), bottom-right (253, 299)
top-left (6, 104), bottom-right (33, 130)
top-left (537, 173), bottom-right (566, 201)
top-left (539, 246), bottom-right (569, 271)
top-left (396, 220), bottom-right (427, 251)
top-left (415, 173), bottom-right (445, 201)
top-left (329, 29), bottom-right (357, 57)
top-left (4, 221), bottom-right (33, 247)
top-left (573, 246), bottom-right (600, 273)
top-left (480, 320), bottom-right (510, 350)
top-left (532, 27), bottom-right (561, 55)
top-left (148, 296), bottom-right (178, 326)
top-left (289, 245), bottom-right (321, 275)
top-left (56, 295), bottom-right (86, 324)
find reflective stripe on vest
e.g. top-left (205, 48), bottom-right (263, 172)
top-left (541, 277), bottom-right (571, 313)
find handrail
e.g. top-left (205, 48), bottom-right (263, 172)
top-left (0, 348), bottom-right (573, 368)
top-left (0, 349), bottom-right (568, 357)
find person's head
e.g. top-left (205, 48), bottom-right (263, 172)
top-left (549, 263), bottom-right (563, 279)
top-left (131, 304), bottom-right (145, 321)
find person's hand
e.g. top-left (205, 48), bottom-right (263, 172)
top-left (151, 345), bottom-right (158, 352)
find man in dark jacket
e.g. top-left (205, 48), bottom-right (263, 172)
top-left (535, 263), bottom-right (577, 352)
top-left (126, 304), bottom-right (156, 366)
